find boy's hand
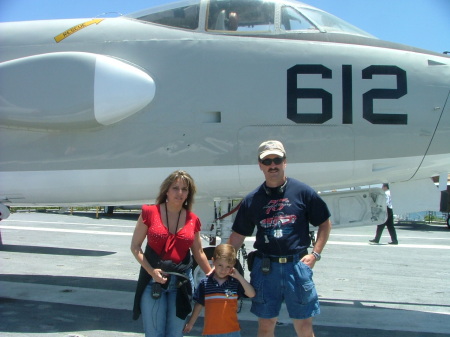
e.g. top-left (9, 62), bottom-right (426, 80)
top-left (183, 323), bottom-right (193, 333)
top-left (229, 267), bottom-right (242, 279)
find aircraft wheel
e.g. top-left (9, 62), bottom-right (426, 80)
top-left (0, 203), bottom-right (11, 220)
top-left (104, 206), bottom-right (115, 215)
top-left (192, 247), bottom-right (215, 287)
top-left (192, 246), bottom-right (244, 287)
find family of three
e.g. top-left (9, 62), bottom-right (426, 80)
top-left (130, 140), bottom-right (332, 337)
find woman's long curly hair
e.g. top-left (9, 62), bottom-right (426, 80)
top-left (155, 170), bottom-right (197, 211)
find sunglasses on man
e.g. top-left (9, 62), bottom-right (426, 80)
top-left (259, 157), bottom-right (285, 166)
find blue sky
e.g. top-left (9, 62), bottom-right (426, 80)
top-left (0, 0), bottom-right (449, 53)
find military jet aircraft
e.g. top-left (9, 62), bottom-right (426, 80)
top-left (1, 0), bottom-right (449, 233)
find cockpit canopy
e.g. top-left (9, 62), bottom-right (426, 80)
top-left (126, 0), bottom-right (375, 38)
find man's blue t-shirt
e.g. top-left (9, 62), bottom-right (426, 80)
top-left (232, 177), bottom-right (330, 255)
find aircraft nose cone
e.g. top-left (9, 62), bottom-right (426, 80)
top-left (94, 55), bottom-right (155, 125)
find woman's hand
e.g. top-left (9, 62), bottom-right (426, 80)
top-left (151, 268), bottom-right (168, 284)
top-left (206, 266), bottom-right (215, 276)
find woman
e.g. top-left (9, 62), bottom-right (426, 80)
top-left (131, 170), bottom-right (212, 337)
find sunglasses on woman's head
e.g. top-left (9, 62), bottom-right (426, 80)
top-left (260, 157), bottom-right (285, 166)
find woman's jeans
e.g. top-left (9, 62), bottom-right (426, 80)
top-left (140, 270), bottom-right (193, 337)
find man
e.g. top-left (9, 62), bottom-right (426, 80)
top-left (228, 140), bottom-right (332, 337)
top-left (369, 183), bottom-right (398, 244)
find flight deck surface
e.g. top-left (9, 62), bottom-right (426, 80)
top-left (1, 210), bottom-right (449, 337)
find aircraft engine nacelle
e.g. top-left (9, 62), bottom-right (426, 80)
top-left (0, 52), bottom-right (155, 130)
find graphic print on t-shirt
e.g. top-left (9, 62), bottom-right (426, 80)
top-left (260, 198), bottom-right (296, 239)
top-left (263, 198), bottom-right (290, 214)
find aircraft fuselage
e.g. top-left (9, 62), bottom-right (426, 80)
top-left (1, 1), bottom-right (449, 220)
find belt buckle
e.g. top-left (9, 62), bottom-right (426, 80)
top-left (278, 257), bottom-right (287, 263)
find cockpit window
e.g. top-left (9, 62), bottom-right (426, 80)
top-left (281, 6), bottom-right (317, 32)
top-left (125, 0), bottom-right (374, 38)
top-left (301, 7), bottom-right (374, 38)
top-left (207, 0), bottom-right (275, 32)
top-left (132, 3), bottom-right (200, 30)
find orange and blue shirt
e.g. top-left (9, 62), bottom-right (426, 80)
top-left (194, 273), bottom-right (245, 335)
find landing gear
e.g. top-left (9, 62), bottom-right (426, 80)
top-left (192, 198), bottom-right (244, 287)
top-left (104, 206), bottom-right (115, 216)
top-left (0, 204), bottom-right (10, 221)
top-left (309, 230), bottom-right (316, 247)
top-left (192, 247), bottom-right (215, 286)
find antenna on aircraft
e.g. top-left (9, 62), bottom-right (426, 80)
top-left (96, 12), bottom-right (124, 18)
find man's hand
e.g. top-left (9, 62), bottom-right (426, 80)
top-left (300, 254), bottom-right (317, 269)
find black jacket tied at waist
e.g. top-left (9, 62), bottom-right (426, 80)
top-left (132, 245), bottom-right (193, 320)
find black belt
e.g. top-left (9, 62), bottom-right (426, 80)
top-left (255, 251), bottom-right (307, 263)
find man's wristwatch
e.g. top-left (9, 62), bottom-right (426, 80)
top-left (312, 251), bottom-right (321, 261)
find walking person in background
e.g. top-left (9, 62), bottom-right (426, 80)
top-left (370, 183), bottom-right (399, 245)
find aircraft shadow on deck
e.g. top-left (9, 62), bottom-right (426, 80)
top-left (0, 274), bottom-right (135, 292)
top-left (0, 275), bottom-right (449, 336)
top-left (0, 296), bottom-right (449, 337)
top-left (0, 297), bottom-right (144, 335)
top-left (0, 244), bottom-right (116, 256)
top-left (319, 297), bottom-right (450, 311)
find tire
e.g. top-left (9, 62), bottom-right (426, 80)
top-left (192, 246), bottom-right (244, 287)
top-left (447, 215), bottom-right (450, 229)
top-left (104, 206), bottom-right (115, 215)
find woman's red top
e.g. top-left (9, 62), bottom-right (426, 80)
top-left (141, 204), bottom-right (201, 264)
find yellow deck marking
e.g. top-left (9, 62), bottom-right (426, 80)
top-left (54, 18), bottom-right (104, 43)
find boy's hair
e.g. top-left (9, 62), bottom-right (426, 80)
top-left (213, 244), bottom-right (237, 265)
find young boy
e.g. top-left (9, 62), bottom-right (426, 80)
top-left (183, 244), bottom-right (255, 336)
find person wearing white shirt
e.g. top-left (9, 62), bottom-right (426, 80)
top-left (369, 183), bottom-right (398, 245)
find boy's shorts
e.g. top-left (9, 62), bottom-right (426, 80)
top-left (249, 254), bottom-right (320, 319)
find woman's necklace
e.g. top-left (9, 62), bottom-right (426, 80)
top-left (165, 203), bottom-right (182, 234)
